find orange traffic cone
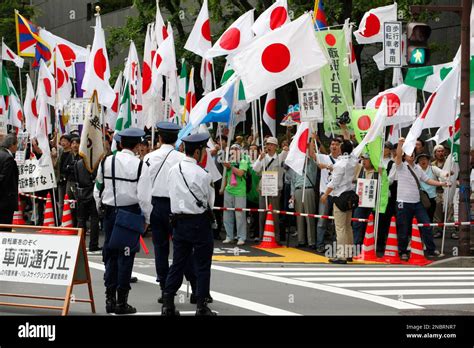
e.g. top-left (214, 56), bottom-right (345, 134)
top-left (40, 193), bottom-right (55, 233)
top-left (382, 216), bottom-right (401, 264)
top-left (353, 214), bottom-right (378, 261)
top-left (58, 194), bottom-right (76, 235)
top-left (12, 196), bottom-right (26, 225)
top-left (256, 204), bottom-right (281, 249)
top-left (407, 218), bottom-right (433, 266)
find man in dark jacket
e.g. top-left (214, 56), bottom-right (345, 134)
top-left (0, 134), bottom-right (19, 229)
top-left (74, 158), bottom-right (101, 251)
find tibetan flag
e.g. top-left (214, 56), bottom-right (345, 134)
top-left (313, 0), bottom-right (328, 30)
top-left (15, 10), bottom-right (39, 57)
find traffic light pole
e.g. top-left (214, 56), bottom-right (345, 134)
top-left (410, 0), bottom-right (471, 256)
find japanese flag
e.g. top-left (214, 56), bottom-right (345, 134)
top-left (35, 86), bottom-right (51, 154)
top-left (81, 15), bottom-right (115, 108)
top-left (37, 60), bottom-right (55, 107)
top-left (403, 64), bottom-right (460, 156)
top-left (252, 0), bottom-right (290, 37)
top-left (106, 70), bottom-right (123, 130)
top-left (53, 46), bottom-right (72, 108)
top-left (231, 13), bottom-right (328, 102)
top-left (343, 18), bottom-right (360, 81)
top-left (153, 22), bottom-right (177, 78)
top-left (285, 121), bottom-right (310, 175)
top-left (8, 94), bottom-right (23, 129)
top-left (263, 90), bottom-right (276, 137)
top-left (205, 10), bottom-right (255, 59)
top-left (200, 58), bottom-right (213, 94)
top-left (124, 40), bottom-right (143, 128)
top-left (24, 74), bottom-right (38, 137)
top-left (354, 3), bottom-right (397, 44)
top-left (1, 41), bottom-right (24, 68)
top-left (184, 0), bottom-right (212, 57)
top-left (366, 84), bottom-right (417, 127)
top-left (155, 0), bottom-right (168, 47)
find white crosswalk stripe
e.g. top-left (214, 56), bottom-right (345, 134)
top-left (237, 266), bottom-right (474, 308)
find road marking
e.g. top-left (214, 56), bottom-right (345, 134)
top-left (110, 311), bottom-right (206, 316)
top-left (401, 298), bottom-right (474, 305)
top-left (265, 271), bottom-right (474, 276)
top-left (88, 261), bottom-right (300, 316)
top-left (239, 267), bottom-right (473, 271)
top-left (326, 282), bottom-right (474, 288)
top-left (293, 276), bottom-right (473, 281)
top-left (363, 289), bottom-right (474, 296)
top-left (211, 265), bottom-right (422, 310)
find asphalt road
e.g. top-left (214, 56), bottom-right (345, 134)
top-left (1, 251), bottom-right (473, 316)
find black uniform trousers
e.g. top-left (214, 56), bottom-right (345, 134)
top-left (151, 197), bottom-right (197, 289)
top-left (164, 213), bottom-right (213, 300)
top-left (102, 204), bottom-right (139, 290)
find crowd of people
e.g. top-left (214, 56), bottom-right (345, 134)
top-left (0, 122), bottom-right (469, 313)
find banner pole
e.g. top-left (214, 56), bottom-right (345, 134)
top-left (373, 125), bottom-right (387, 250)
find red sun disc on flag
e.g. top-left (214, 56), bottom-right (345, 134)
top-left (56, 69), bottom-right (65, 89)
top-left (200, 150), bottom-right (208, 169)
top-left (142, 62), bottom-right (152, 93)
top-left (17, 110), bottom-right (23, 121)
top-left (201, 19), bottom-right (211, 41)
top-left (31, 99), bottom-right (38, 117)
top-left (361, 13), bottom-right (380, 38)
top-left (219, 28), bottom-right (241, 50)
top-left (270, 6), bottom-right (287, 30)
top-left (375, 93), bottom-right (400, 117)
top-left (266, 99), bottom-right (276, 120)
top-left (155, 54), bottom-right (163, 69)
top-left (261, 43), bottom-right (291, 73)
top-left (325, 33), bottom-right (336, 47)
top-left (93, 48), bottom-right (107, 80)
top-left (358, 115), bottom-right (372, 131)
top-left (111, 93), bottom-right (119, 113)
top-left (298, 128), bottom-right (309, 153)
top-left (207, 98), bottom-right (221, 113)
top-left (58, 44), bottom-right (76, 67)
top-left (349, 42), bottom-right (356, 63)
top-left (43, 79), bottom-right (52, 97)
top-left (162, 26), bottom-right (169, 40)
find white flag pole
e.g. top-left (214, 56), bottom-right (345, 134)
top-left (373, 125), bottom-right (387, 250)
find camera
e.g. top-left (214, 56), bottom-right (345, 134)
top-left (336, 111), bottom-right (351, 126)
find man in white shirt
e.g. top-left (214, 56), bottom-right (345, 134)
top-left (143, 122), bottom-right (197, 305)
top-left (321, 140), bottom-right (358, 264)
top-left (315, 137), bottom-right (341, 253)
top-left (162, 133), bottom-right (216, 316)
top-left (94, 128), bottom-right (152, 315)
top-left (395, 138), bottom-right (450, 261)
top-left (252, 137), bottom-right (288, 242)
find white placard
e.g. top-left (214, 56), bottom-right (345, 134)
top-left (18, 156), bottom-right (57, 193)
top-left (383, 22), bottom-right (402, 67)
top-left (0, 114), bottom-right (7, 135)
top-left (63, 98), bottom-right (91, 125)
top-left (14, 131), bottom-right (29, 165)
top-left (298, 88), bottom-right (323, 122)
top-left (261, 171), bottom-right (278, 197)
top-left (0, 232), bottom-right (80, 286)
top-left (356, 178), bottom-right (378, 208)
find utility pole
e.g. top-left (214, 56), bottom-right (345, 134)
top-left (410, 0), bottom-right (471, 256)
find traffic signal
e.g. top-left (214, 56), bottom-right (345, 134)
top-left (407, 22), bottom-right (431, 66)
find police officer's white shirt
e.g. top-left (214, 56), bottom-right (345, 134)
top-left (93, 149), bottom-right (153, 223)
top-left (143, 144), bottom-right (185, 198)
top-left (168, 156), bottom-right (215, 215)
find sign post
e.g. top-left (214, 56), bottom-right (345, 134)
top-left (383, 22), bottom-right (403, 67)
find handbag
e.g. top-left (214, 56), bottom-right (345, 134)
top-left (108, 155), bottom-right (145, 253)
top-left (407, 164), bottom-right (431, 209)
top-left (333, 190), bottom-right (359, 212)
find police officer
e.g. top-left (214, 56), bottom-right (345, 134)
top-left (143, 122), bottom-right (198, 304)
top-left (94, 128), bottom-right (152, 315)
top-left (161, 133), bottom-right (216, 316)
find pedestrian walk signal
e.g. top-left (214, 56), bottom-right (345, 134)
top-left (407, 22), bottom-right (431, 66)
top-left (409, 48), bottom-right (426, 65)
